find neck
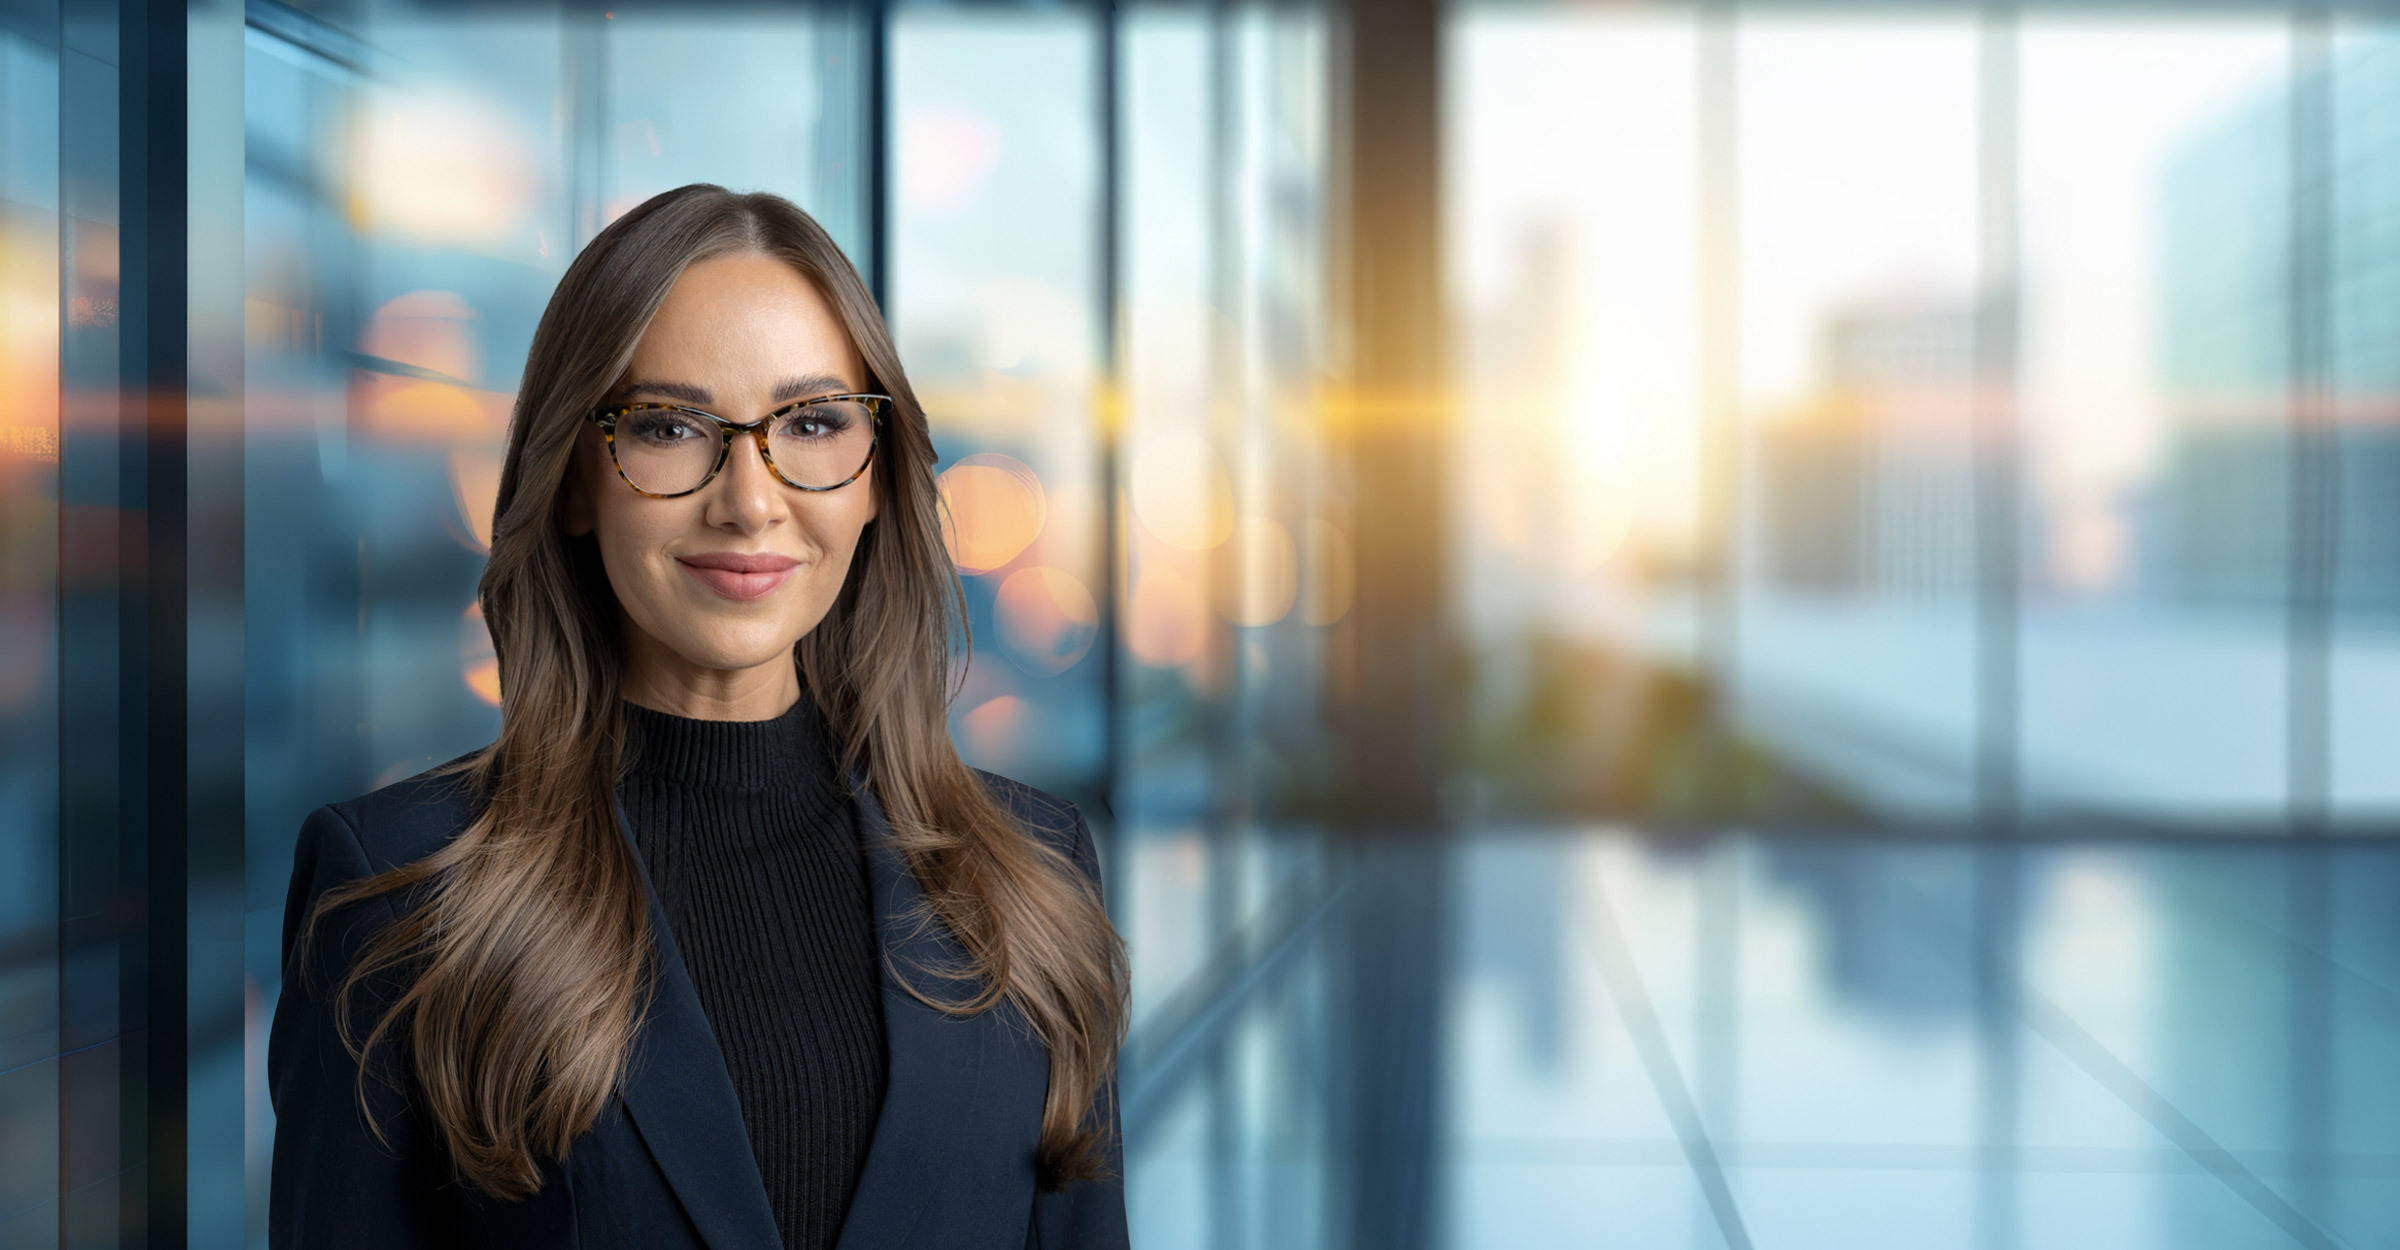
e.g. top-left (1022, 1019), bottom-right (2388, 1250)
top-left (619, 644), bottom-right (803, 721)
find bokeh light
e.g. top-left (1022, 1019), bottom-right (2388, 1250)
top-left (460, 601), bottom-right (500, 706)
top-left (939, 452), bottom-right (1047, 573)
top-left (1126, 561), bottom-right (1208, 668)
top-left (352, 291), bottom-right (511, 444)
top-left (448, 446), bottom-right (505, 553)
top-left (994, 565), bottom-right (1100, 677)
top-left (957, 693), bottom-right (1029, 767)
top-left (351, 90), bottom-right (539, 245)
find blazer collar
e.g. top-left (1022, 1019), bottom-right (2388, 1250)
top-left (609, 768), bottom-right (995, 1250)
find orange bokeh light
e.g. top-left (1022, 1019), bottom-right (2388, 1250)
top-left (460, 601), bottom-right (500, 706)
top-left (939, 453), bottom-right (1047, 573)
top-left (959, 694), bottom-right (1029, 764)
top-left (449, 446), bottom-right (505, 553)
top-left (351, 291), bottom-right (513, 445)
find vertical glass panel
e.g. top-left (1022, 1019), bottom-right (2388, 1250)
top-left (1119, 9), bottom-right (1217, 1020)
top-left (0, 15), bottom-right (62, 1243)
top-left (1447, 9), bottom-right (1705, 821)
top-left (243, 9), bottom-right (557, 896)
top-left (1117, 6), bottom-right (1335, 1028)
top-left (2019, 20), bottom-right (2293, 820)
top-left (889, 8), bottom-right (1106, 801)
top-left (2328, 23), bottom-right (2400, 818)
top-left (1735, 18), bottom-right (1983, 820)
top-left (1213, 8), bottom-right (1333, 944)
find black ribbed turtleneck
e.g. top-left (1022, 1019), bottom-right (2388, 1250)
top-left (619, 692), bottom-right (887, 1250)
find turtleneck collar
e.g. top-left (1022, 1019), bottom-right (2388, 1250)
top-left (621, 687), bottom-right (840, 793)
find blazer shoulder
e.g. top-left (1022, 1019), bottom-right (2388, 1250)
top-left (970, 768), bottom-right (1098, 886)
top-left (320, 747), bottom-right (490, 874)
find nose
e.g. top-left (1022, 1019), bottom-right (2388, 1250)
top-left (702, 428), bottom-right (782, 533)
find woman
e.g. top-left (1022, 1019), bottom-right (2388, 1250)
top-left (267, 184), bottom-right (1130, 1249)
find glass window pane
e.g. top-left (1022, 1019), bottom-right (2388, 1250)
top-left (1735, 19), bottom-right (1985, 822)
top-left (2019, 19), bottom-right (2294, 820)
top-left (891, 9), bottom-right (1106, 798)
top-left (2329, 22), bottom-right (2400, 818)
top-left (1449, 8), bottom-right (1706, 819)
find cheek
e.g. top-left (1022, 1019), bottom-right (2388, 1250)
top-left (823, 476), bottom-right (882, 560)
top-left (589, 491), bottom-right (689, 612)
top-left (792, 484), bottom-right (881, 603)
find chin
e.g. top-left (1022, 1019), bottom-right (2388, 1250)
top-left (676, 633), bottom-right (806, 674)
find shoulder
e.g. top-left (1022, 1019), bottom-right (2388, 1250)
top-left (280, 749), bottom-right (491, 978)
top-left (310, 748), bottom-right (490, 874)
top-left (969, 768), bottom-right (1099, 888)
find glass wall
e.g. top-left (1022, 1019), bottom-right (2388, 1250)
top-left (0, 9), bottom-right (62, 1244)
top-left (1448, 6), bottom-right (2400, 834)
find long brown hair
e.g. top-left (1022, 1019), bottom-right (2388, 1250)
top-left (294, 184), bottom-right (1128, 1198)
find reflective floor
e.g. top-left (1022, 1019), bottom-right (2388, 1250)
top-left (1122, 831), bottom-right (2400, 1250)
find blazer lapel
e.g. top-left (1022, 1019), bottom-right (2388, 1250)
top-left (608, 772), bottom-right (1016, 1250)
top-left (610, 794), bottom-right (787, 1250)
top-left (829, 769), bottom-right (998, 1250)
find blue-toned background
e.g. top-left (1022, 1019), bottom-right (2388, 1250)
top-left (2, 1), bottom-right (2397, 1247)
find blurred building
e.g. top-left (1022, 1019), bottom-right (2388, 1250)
top-left (1758, 294), bottom-right (1980, 603)
top-left (2158, 30), bottom-right (2400, 617)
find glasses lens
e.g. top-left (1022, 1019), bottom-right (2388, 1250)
top-left (767, 399), bottom-right (877, 488)
top-left (612, 408), bottom-right (720, 495)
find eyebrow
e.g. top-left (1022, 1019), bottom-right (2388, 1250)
top-left (615, 372), bottom-right (854, 407)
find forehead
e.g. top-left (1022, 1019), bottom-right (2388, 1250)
top-left (627, 252), bottom-right (863, 389)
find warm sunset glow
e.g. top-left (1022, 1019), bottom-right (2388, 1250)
top-left (1558, 485), bottom-right (1635, 575)
top-left (939, 453), bottom-right (1047, 573)
top-left (0, 213), bottom-right (60, 490)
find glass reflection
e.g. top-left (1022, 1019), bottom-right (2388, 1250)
top-left (1127, 830), bottom-right (2400, 1250)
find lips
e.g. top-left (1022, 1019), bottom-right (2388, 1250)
top-left (675, 551), bottom-right (800, 601)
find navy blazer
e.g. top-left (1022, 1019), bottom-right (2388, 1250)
top-left (267, 754), bottom-right (1129, 1250)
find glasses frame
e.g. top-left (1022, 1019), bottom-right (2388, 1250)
top-left (586, 393), bottom-right (889, 498)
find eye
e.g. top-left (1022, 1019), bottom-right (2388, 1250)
top-left (774, 404), bottom-right (854, 442)
top-left (624, 410), bottom-right (709, 444)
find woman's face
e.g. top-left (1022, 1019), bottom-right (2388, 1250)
top-left (562, 252), bottom-right (879, 719)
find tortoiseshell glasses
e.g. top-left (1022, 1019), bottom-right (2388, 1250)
top-left (586, 394), bottom-right (888, 497)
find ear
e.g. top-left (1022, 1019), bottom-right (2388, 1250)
top-left (559, 429), bottom-right (597, 537)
